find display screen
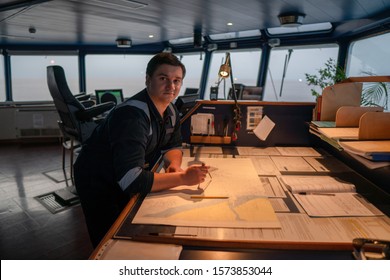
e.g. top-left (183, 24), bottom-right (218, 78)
top-left (95, 89), bottom-right (124, 105)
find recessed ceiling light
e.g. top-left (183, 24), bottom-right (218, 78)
top-left (148, 34), bottom-right (154, 38)
top-left (227, 22), bottom-right (233, 26)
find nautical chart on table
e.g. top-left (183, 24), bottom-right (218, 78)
top-left (132, 157), bottom-right (281, 228)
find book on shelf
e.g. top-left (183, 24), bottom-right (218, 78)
top-left (310, 120), bottom-right (335, 128)
top-left (317, 127), bottom-right (359, 140)
top-left (338, 140), bottom-right (390, 162)
top-left (279, 175), bottom-right (383, 217)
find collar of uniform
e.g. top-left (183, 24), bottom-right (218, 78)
top-left (142, 88), bottom-right (174, 122)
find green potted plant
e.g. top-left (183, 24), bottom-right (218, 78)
top-left (305, 59), bottom-right (389, 110)
top-left (305, 57), bottom-right (347, 98)
top-left (360, 71), bottom-right (389, 110)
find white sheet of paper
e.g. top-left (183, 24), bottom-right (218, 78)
top-left (303, 156), bottom-right (352, 172)
top-left (276, 146), bottom-right (321, 157)
top-left (253, 115), bottom-right (275, 141)
top-left (94, 239), bottom-right (182, 260)
top-left (271, 156), bottom-right (316, 173)
top-left (279, 175), bottom-right (356, 193)
top-left (236, 146), bottom-right (281, 156)
top-left (250, 156), bottom-right (280, 176)
top-left (293, 193), bottom-right (382, 217)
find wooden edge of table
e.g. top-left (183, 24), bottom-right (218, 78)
top-left (89, 192), bottom-right (354, 260)
top-left (89, 193), bottom-right (141, 259)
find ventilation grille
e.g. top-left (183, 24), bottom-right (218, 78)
top-left (35, 189), bottom-right (79, 214)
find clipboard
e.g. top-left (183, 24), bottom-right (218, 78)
top-left (320, 83), bottom-right (362, 121)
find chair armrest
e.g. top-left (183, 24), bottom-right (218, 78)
top-left (74, 93), bottom-right (91, 101)
top-left (76, 101), bottom-right (115, 121)
top-left (81, 100), bottom-right (95, 108)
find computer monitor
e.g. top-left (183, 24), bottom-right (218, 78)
top-left (184, 87), bottom-right (199, 95)
top-left (227, 83), bottom-right (244, 100)
top-left (241, 86), bottom-right (263, 100)
top-left (175, 93), bottom-right (199, 118)
top-left (95, 89), bottom-right (124, 105)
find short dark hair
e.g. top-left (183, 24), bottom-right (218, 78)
top-left (146, 53), bottom-right (186, 78)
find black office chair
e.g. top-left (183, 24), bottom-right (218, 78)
top-left (47, 65), bottom-right (115, 143)
top-left (47, 65), bottom-right (115, 187)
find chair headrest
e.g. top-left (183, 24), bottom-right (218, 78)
top-left (47, 65), bottom-right (84, 110)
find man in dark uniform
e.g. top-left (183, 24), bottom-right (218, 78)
top-left (74, 53), bottom-right (208, 247)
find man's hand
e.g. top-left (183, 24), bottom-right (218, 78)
top-left (182, 164), bottom-right (210, 186)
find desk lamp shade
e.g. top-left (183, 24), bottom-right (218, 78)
top-left (219, 53), bottom-right (231, 78)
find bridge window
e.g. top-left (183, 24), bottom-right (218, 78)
top-left (174, 52), bottom-right (205, 96)
top-left (86, 53), bottom-right (204, 98)
top-left (347, 32), bottom-right (390, 77)
top-left (204, 49), bottom-right (261, 100)
top-left (264, 44), bottom-right (338, 102)
top-left (10, 54), bottom-right (79, 101)
top-left (85, 54), bottom-right (153, 98)
top-left (347, 32), bottom-right (390, 110)
top-left (0, 54), bottom-right (5, 102)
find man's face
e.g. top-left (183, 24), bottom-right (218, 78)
top-left (146, 64), bottom-right (183, 105)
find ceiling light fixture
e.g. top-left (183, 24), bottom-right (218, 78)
top-left (278, 13), bottom-right (305, 27)
top-left (116, 38), bottom-right (132, 48)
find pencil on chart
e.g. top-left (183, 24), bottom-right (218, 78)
top-left (190, 196), bottom-right (228, 199)
top-left (298, 192), bottom-right (335, 196)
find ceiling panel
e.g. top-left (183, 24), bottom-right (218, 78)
top-left (0, 0), bottom-right (389, 47)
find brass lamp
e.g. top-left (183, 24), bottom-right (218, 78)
top-left (219, 53), bottom-right (231, 78)
top-left (218, 52), bottom-right (241, 141)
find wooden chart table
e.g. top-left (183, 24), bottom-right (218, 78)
top-left (90, 146), bottom-right (390, 260)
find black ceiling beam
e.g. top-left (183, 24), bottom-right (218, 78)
top-left (0, 0), bottom-right (53, 12)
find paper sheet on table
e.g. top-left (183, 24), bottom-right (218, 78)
top-left (133, 157), bottom-right (280, 229)
top-left (293, 193), bottom-right (383, 217)
top-left (94, 239), bottom-right (182, 260)
top-left (271, 156), bottom-right (316, 173)
top-left (303, 156), bottom-right (352, 172)
top-left (250, 156), bottom-right (280, 176)
top-left (275, 147), bottom-right (321, 157)
top-left (236, 146), bottom-right (281, 156)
